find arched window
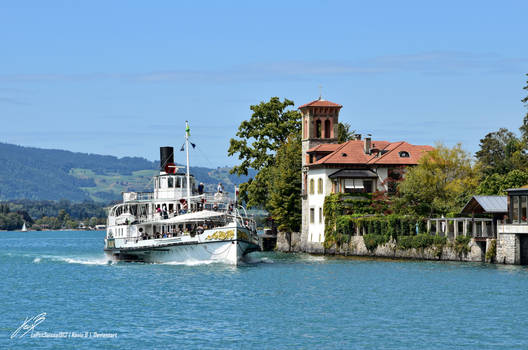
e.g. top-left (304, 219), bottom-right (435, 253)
top-left (309, 179), bottom-right (314, 195)
top-left (318, 178), bottom-right (323, 194)
top-left (304, 119), bottom-right (308, 138)
top-left (315, 120), bottom-right (322, 138)
top-left (399, 151), bottom-right (410, 158)
top-left (324, 119), bottom-right (331, 138)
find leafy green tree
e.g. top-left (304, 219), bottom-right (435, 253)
top-left (228, 97), bottom-right (301, 176)
top-left (0, 212), bottom-right (23, 230)
top-left (267, 134), bottom-right (302, 232)
top-left (89, 216), bottom-right (98, 227)
top-left (336, 122), bottom-right (355, 143)
top-left (395, 143), bottom-right (478, 216)
top-left (477, 169), bottom-right (528, 195)
top-left (520, 74), bottom-right (528, 142)
top-left (57, 209), bottom-right (68, 223)
top-left (475, 128), bottom-right (526, 177)
top-left (229, 97), bottom-right (301, 208)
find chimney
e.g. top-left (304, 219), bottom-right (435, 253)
top-left (160, 146), bottom-right (174, 171)
top-left (354, 134), bottom-right (362, 140)
top-left (364, 137), bottom-right (371, 154)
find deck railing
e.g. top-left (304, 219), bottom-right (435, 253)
top-left (426, 217), bottom-right (496, 239)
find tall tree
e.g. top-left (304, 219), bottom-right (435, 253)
top-left (477, 169), bottom-right (528, 195)
top-left (267, 134), bottom-right (302, 232)
top-left (228, 97), bottom-right (301, 208)
top-left (228, 97), bottom-right (301, 176)
top-left (475, 128), bottom-right (525, 177)
top-left (520, 73), bottom-right (528, 142)
top-left (336, 122), bottom-right (355, 143)
top-left (395, 143), bottom-right (478, 216)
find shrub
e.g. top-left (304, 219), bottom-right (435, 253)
top-left (454, 235), bottom-right (471, 256)
top-left (485, 239), bottom-right (496, 263)
top-left (397, 234), bottom-right (447, 250)
top-left (363, 233), bottom-right (390, 252)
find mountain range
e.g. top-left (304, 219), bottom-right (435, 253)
top-left (0, 142), bottom-right (255, 202)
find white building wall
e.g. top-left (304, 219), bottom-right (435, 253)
top-left (376, 167), bottom-right (388, 191)
top-left (307, 168), bottom-right (334, 243)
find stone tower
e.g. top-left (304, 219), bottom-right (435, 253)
top-left (298, 97), bottom-right (342, 250)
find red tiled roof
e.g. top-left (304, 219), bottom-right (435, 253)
top-left (298, 98), bottom-right (342, 109)
top-left (310, 140), bottom-right (433, 166)
top-left (307, 144), bottom-right (341, 153)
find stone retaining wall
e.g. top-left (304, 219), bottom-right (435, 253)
top-left (276, 232), bottom-right (302, 252)
top-left (297, 236), bottom-right (492, 263)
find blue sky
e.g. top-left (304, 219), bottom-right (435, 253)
top-left (1, 0), bottom-right (527, 167)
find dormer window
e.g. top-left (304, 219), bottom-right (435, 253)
top-left (341, 153), bottom-right (347, 157)
top-left (399, 151), bottom-right (410, 158)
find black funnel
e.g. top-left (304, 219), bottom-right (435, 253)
top-left (160, 146), bottom-right (174, 170)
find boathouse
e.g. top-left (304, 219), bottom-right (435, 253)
top-left (497, 187), bottom-right (528, 264)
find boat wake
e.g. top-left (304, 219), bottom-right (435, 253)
top-left (33, 255), bottom-right (114, 265)
top-left (240, 255), bottom-right (274, 265)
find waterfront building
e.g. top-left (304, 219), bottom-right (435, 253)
top-left (299, 97), bottom-right (433, 251)
top-left (497, 187), bottom-right (528, 264)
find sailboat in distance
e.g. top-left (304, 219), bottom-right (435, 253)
top-left (21, 222), bottom-right (27, 232)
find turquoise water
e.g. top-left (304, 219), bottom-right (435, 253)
top-left (2, 230), bottom-right (528, 349)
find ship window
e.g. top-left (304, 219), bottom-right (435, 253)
top-left (168, 177), bottom-right (174, 188)
top-left (176, 177), bottom-right (181, 188)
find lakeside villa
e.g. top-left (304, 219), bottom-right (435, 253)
top-left (299, 97), bottom-right (433, 252)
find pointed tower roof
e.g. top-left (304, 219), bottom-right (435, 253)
top-left (298, 97), bottom-right (342, 109)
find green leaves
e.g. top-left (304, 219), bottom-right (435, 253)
top-left (268, 134), bottom-right (302, 232)
top-left (336, 122), bottom-right (355, 143)
top-left (477, 169), bottom-right (528, 195)
top-left (228, 97), bottom-right (301, 177)
top-left (228, 97), bottom-right (302, 230)
top-left (475, 128), bottom-right (526, 177)
top-left (396, 143), bottom-right (478, 216)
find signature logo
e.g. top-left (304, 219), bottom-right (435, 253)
top-left (11, 313), bottom-right (46, 339)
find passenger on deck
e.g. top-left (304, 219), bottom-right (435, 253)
top-left (198, 182), bottom-right (204, 195)
top-left (217, 182), bottom-right (224, 194)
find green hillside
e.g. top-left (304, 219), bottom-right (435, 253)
top-left (0, 142), bottom-right (254, 202)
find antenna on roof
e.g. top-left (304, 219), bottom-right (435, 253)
top-left (318, 85), bottom-right (323, 100)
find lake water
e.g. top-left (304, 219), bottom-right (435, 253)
top-left (1, 230), bottom-right (528, 349)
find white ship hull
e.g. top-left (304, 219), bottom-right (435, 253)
top-left (105, 239), bottom-right (256, 265)
top-left (104, 223), bottom-right (260, 265)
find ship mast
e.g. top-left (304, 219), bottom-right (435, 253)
top-left (185, 121), bottom-right (191, 207)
